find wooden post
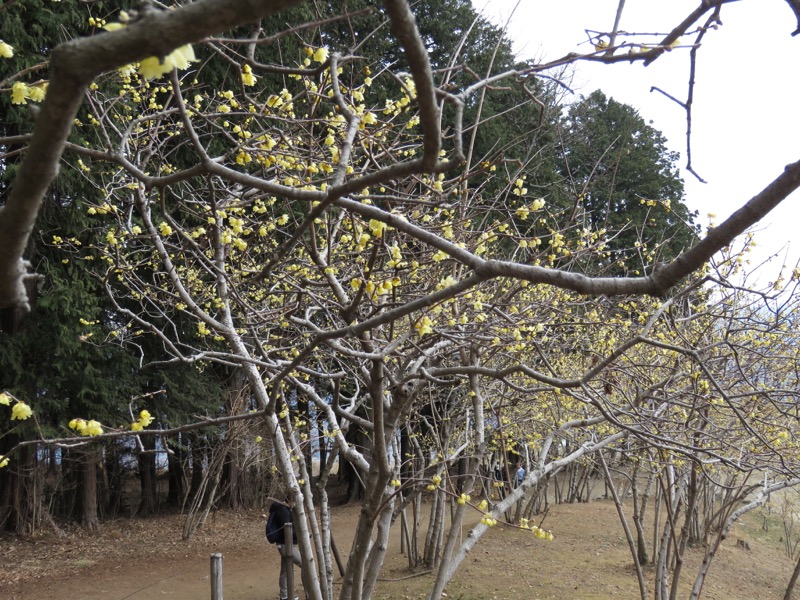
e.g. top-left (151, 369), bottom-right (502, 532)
top-left (210, 552), bottom-right (223, 600)
top-left (284, 523), bottom-right (295, 600)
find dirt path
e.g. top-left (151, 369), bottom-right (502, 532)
top-left (3, 505), bottom-right (365, 600)
top-left (2, 500), bottom-right (797, 600)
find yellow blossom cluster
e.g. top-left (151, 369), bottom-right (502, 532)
top-left (426, 474), bottom-right (442, 491)
top-left (519, 518), bottom-right (554, 541)
top-left (102, 13), bottom-right (198, 80)
top-left (69, 417), bottom-right (104, 436)
top-left (415, 315), bottom-right (434, 337)
top-left (11, 81), bottom-right (47, 105)
top-left (130, 409), bottom-right (154, 431)
top-left (0, 391), bottom-right (33, 423)
top-left (241, 64), bottom-right (257, 87)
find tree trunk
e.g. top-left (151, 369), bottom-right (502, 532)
top-left (167, 439), bottom-right (186, 507)
top-left (78, 445), bottom-right (100, 531)
top-left (189, 433), bottom-right (205, 502)
top-left (221, 449), bottom-right (241, 509)
top-left (0, 434), bottom-right (17, 531)
top-left (670, 464), bottom-right (699, 600)
top-left (784, 552), bottom-right (800, 600)
top-left (599, 451), bottom-right (647, 600)
top-left (48, 446), bottom-right (59, 477)
top-left (632, 461), bottom-right (655, 565)
top-left (316, 406), bottom-right (327, 484)
top-left (15, 444), bottom-right (40, 534)
top-left (104, 442), bottom-right (125, 516)
top-left (138, 435), bottom-right (158, 514)
top-left (342, 427), bottom-right (366, 503)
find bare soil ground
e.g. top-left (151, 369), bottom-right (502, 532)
top-left (1, 499), bottom-right (795, 600)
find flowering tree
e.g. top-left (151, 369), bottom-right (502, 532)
top-left (2, 1), bottom-right (800, 599)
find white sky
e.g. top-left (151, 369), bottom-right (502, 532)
top-left (475, 0), bottom-right (800, 283)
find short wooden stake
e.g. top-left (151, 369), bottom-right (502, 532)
top-left (284, 523), bottom-right (295, 600)
top-left (210, 552), bottom-right (223, 600)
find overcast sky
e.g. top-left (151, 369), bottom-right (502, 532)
top-left (475, 0), bottom-right (800, 283)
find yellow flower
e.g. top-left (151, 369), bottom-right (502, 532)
top-left (69, 418), bottom-right (86, 431)
top-left (27, 84), bottom-right (47, 102)
top-left (241, 64), bottom-right (256, 87)
top-left (84, 420), bottom-right (103, 436)
top-left (0, 455), bottom-right (9, 468)
top-left (138, 45), bottom-right (198, 80)
top-left (130, 421), bottom-right (143, 431)
top-left (255, 436), bottom-right (263, 443)
top-left (414, 316), bottom-right (433, 337)
top-left (103, 22), bottom-right (126, 32)
top-left (159, 222), bottom-right (173, 236)
top-left (0, 40), bottom-right (13, 58)
top-left (119, 64), bottom-right (136, 78)
top-left (138, 410), bottom-right (154, 426)
top-left (369, 219), bottom-right (386, 238)
top-left (11, 401), bottom-right (33, 420)
top-left (0, 392), bottom-right (10, 405)
top-left (139, 56), bottom-right (171, 80)
top-left (312, 47), bottom-right (328, 63)
top-left (11, 82), bottom-right (29, 105)
top-left (168, 44), bottom-right (197, 70)
top-left (477, 499), bottom-right (488, 511)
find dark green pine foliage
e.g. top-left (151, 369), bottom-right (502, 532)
top-left (0, 1), bottom-right (227, 525)
top-left (556, 90), bottom-right (699, 274)
top-left (0, 0), bottom-right (158, 440)
top-left (0, 0), bottom-right (122, 442)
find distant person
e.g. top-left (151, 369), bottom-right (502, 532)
top-left (517, 465), bottom-right (525, 486)
top-left (493, 463), bottom-right (507, 499)
top-left (266, 496), bottom-right (302, 600)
